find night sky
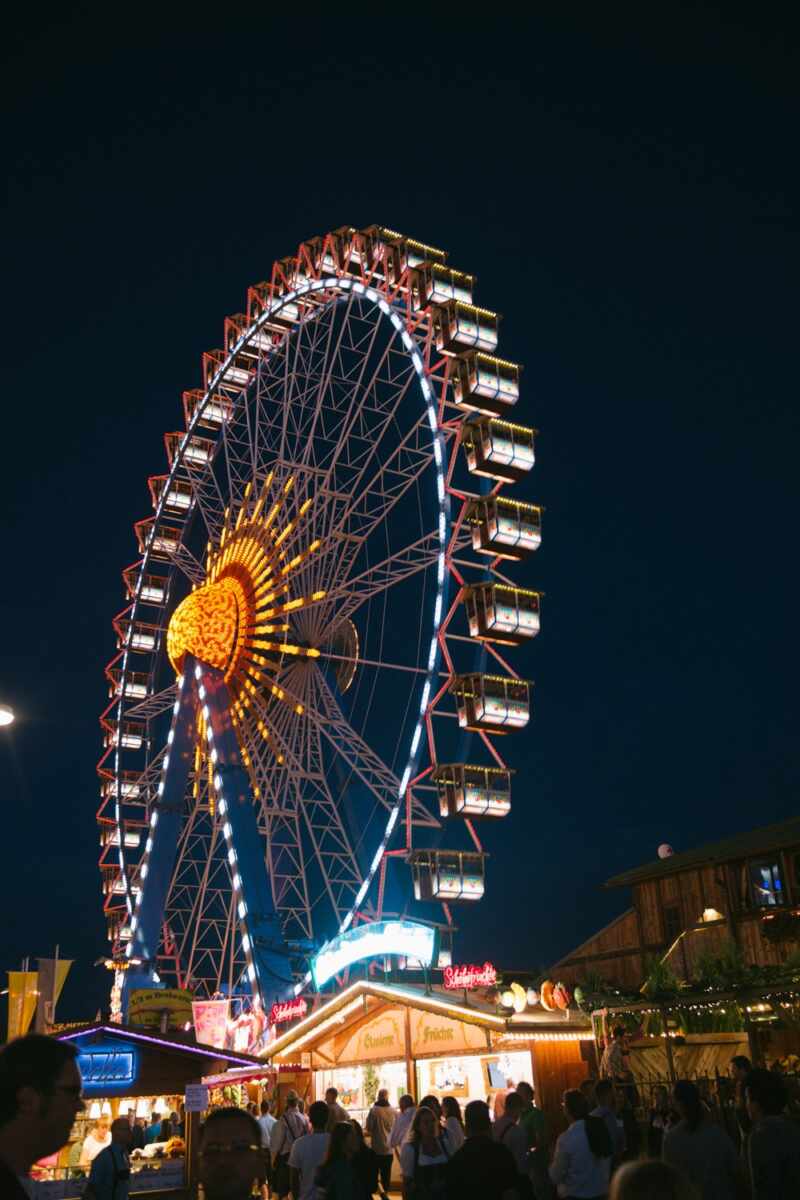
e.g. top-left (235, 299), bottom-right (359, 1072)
top-left (2, 9), bottom-right (798, 1022)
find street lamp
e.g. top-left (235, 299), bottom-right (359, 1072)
top-left (0, 704), bottom-right (15, 727)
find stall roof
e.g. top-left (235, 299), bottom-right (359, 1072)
top-left (54, 1022), bottom-right (264, 1069)
top-left (264, 980), bottom-right (591, 1062)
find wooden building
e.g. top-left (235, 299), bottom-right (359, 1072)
top-left (554, 817), bottom-right (800, 990)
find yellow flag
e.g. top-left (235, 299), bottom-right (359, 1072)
top-left (35, 959), bottom-right (74, 1031)
top-left (7, 972), bottom-right (39, 1040)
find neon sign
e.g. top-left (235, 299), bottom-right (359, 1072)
top-left (77, 1046), bottom-right (137, 1089)
top-left (270, 998), bottom-right (308, 1025)
top-left (443, 962), bottom-right (497, 990)
top-left (312, 920), bottom-right (437, 990)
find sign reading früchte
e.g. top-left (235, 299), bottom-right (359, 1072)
top-left (269, 997), bottom-right (309, 1025)
top-left (443, 962), bottom-right (497, 990)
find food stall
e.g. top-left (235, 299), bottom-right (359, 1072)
top-left (264, 979), bottom-right (594, 1135)
top-left (28, 1021), bottom-right (263, 1198)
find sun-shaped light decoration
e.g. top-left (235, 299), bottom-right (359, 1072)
top-left (167, 472), bottom-right (325, 725)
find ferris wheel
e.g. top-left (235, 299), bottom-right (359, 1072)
top-left (97, 226), bottom-right (541, 1018)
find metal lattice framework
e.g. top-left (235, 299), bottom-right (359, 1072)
top-left (97, 227), bottom-right (541, 1011)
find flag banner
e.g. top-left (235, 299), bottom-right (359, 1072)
top-left (192, 999), bottom-right (230, 1049)
top-left (7, 972), bottom-right (38, 1040)
top-left (35, 959), bottom-right (73, 1032)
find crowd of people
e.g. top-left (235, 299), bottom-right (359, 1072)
top-left (1, 1033), bottom-right (800, 1200)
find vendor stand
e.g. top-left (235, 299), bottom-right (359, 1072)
top-left (262, 979), bottom-right (594, 1135)
top-left (28, 1021), bottom-right (263, 1199)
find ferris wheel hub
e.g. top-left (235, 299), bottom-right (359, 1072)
top-left (167, 577), bottom-right (242, 676)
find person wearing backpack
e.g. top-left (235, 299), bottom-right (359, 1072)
top-left (400, 1105), bottom-right (450, 1200)
top-left (270, 1093), bottom-right (307, 1199)
top-left (85, 1117), bottom-right (132, 1200)
top-left (549, 1090), bottom-right (612, 1199)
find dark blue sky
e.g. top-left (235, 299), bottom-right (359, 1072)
top-left (1, 8), bottom-right (798, 1019)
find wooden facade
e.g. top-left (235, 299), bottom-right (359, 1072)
top-left (554, 817), bottom-right (800, 990)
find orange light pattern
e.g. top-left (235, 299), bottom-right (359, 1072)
top-left (166, 473), bottom-right (325, 748)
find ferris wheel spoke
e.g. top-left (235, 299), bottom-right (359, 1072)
top-left (123, 682), bottom-right (178, 721)
top-left (307, 531), bottom-right (442, 642)
top-left (309, 670), bottom-right (440, 830)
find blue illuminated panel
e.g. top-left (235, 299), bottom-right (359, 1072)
top-left (77, 1046), bottom-right (137, 1089)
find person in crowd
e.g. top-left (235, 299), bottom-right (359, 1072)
top-left (130, 1118), bottom-right (146, 1152)
top-left (366, 1087), bottom-right (396, 1197)
top-left (728, 1056), bottom-right (752, 1149)
top-left (610, 1159), bottom-right (699, 1200)
top-left (400, 1104), bottom-right (450, 1200)
top-left (592, 1079), bottom-right (625, 1164)
top-left (492, 1092), bottom-right (531, 1196)
top-left (390, 1094), bottom-right (416, 1155)
top-left (579, 1079), bottom-right (597, 1108)
top-left (444, 1099), bottom-right (517, 1200)
top-left (419, 1095), bottom-right (443, 1126)
top-left (259, 1099), bottom-right (277, 1147)
top-left (145, 1111), bottom-right (162, 1144)
top-left (515, 1081), bottom-right (546, 1154)
top-left (662, 1080), bottom-right (746, 1200)
top-left (316, 1121), bottom-right (358, 1200)
top-left (199, 1106), bottom-right (265, 1200)
top-left (157, 1114), bottom-right (173, 1142)
top-left (601, 1027), bottom-right (628, 1080)
top-left (325, 1087), bottom-right (350, 1132)
top-left (549, 1089), bottom-right (612, 1200)
top-left (80, 1118), bottom-right (111, 1167)
top-left (177, 1102), bottom-right (186, 1138)
top-left (271, 1093), bottom-right (309, 1199)
top-left (493, 1079), bottom-right (515, 1122)
top-left (648, 1086), bottom-right (673, 1158)
top-left (745, 1066), bottom-right (800, 1199)
top-left (289, 1100), bottom-right (330, 1200)
top-left (350, 1120), bottom-right (380, 1200)
top-left (440, 1096), bottom-right (465, 1152)
top-left (87, 1116), bottom-right (133, 1200)
top-left (0, 1034), bottom-right (83, 1200)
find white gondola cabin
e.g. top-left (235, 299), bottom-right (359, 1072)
top-left (183, 389), bottom-right (232, 430)
top-left (433, 763), bottom-right (513, 819)
top-left (461, 418), bottom-right (535, 482)
top-left (113, 617), bottom-right (160, 654)
top-left (134, 518), bottom-right (182, 560)
top-left (453, 353), bottom-right (520, 416)
top-left (463, 584), bottom-right (541, 645)
top-left (408, 849), bottom-right (487, 902)
top-left (123, 567), bottom-right (166, 607)
top-left (465, 497), bottom-right (542, 561)
top-left (450, 673), bottom-right (531, 732)
top-left (224, 313), bottom-right (274, 358)
top-left (103, 720), bottom-right (146, 752)
top-left (101, 771), bottom-right (141, 801)
top-left (412, 264), bottom-right (475, 309)
top-left (148, 475), bottom-right (192, 516)
top-left (164, 432), bottom-right (215, 469)
top-left (107, 668), bottom-right (151, 701)
top-left (375, 229), bottom-right (448, 284)
top-left (101, 827), bottom-right (141, 849)
top-left (435, 301), bottom-right (499, 355)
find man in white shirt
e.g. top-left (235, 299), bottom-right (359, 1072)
top-left (289, 1101), bottom-right (330, 1200)
top-left (389, 1094), bottom-right (416, 1151)
top-left (258, 1100), bottom-right (277, 1148)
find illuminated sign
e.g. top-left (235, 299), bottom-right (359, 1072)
top-left (443, 962), bottom-right (497, 990)
top-left (270, 998), bottom-right (308, 1025)
top-left (312, 920), bottom-right (437, 990)
top-left (77, 1045), bottom-right (137, 1089)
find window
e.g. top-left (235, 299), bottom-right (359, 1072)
top-left (663, 904), bottom-right (682, 943)
top-left (749, 859), bottom-right (785, 907)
